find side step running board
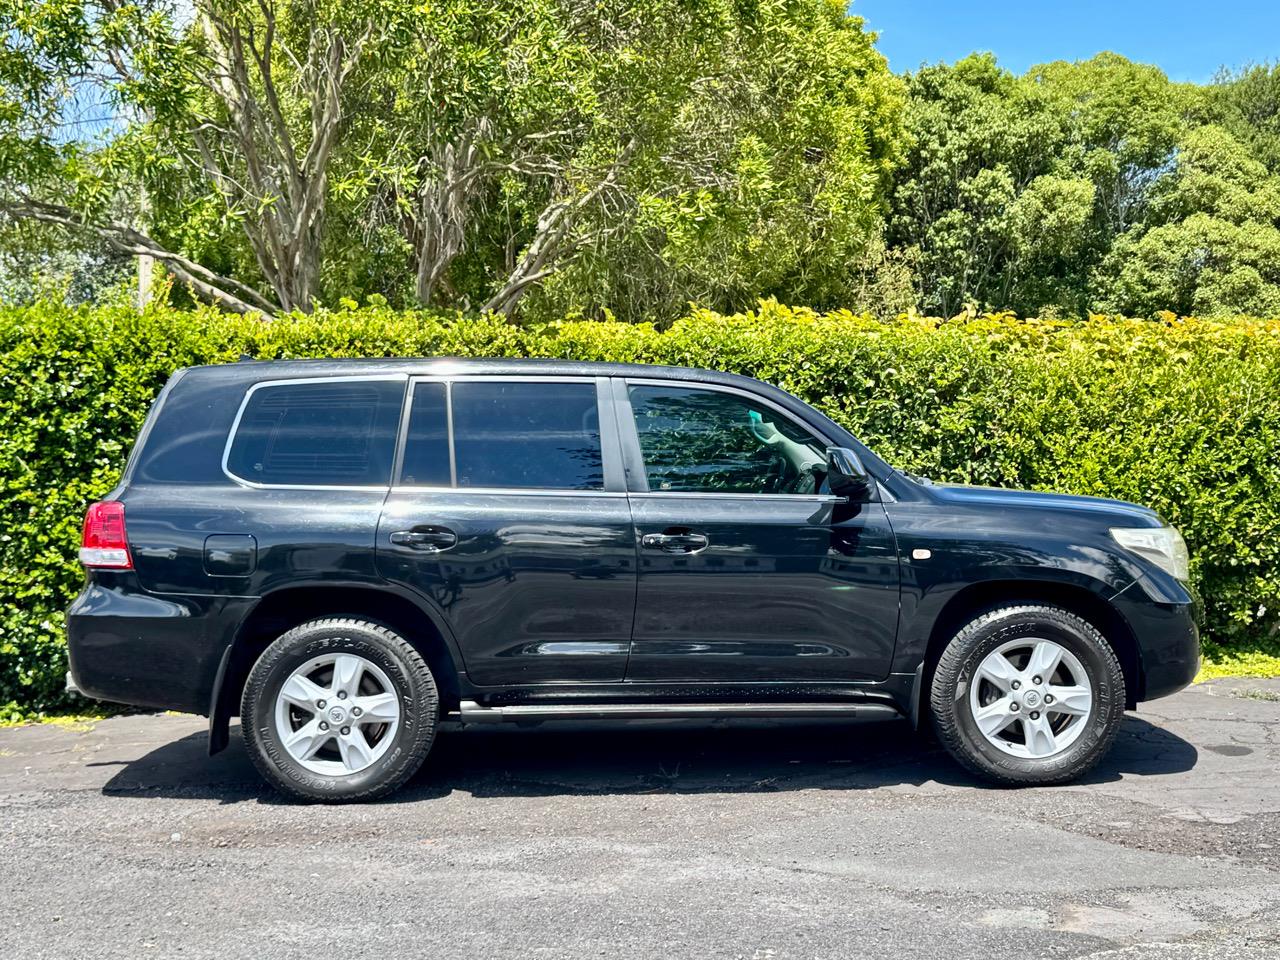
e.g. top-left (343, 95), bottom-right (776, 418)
top-left (457, 699), bottom-right (902, 724)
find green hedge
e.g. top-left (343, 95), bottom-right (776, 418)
top-left (3, 300), bottom-right (1279, 716)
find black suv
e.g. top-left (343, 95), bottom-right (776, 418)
top-left (67, 359), bottom-right (1200, 800)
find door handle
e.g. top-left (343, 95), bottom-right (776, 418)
top-left (389, 527), bottom-right (458, 551)
top-left (641, 531), bottom-right (709, 554)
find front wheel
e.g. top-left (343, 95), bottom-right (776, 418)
top-left (930, 604), bottom-right (1126, 786)
top-left (241, 618), bottom-right (439, 802)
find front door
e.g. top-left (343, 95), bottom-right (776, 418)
top-left (376, 376), bottom-right (635, 685)
top-left (618, 380), bottom-right (900, 683)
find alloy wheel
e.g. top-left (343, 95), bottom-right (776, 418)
top-left (968, 637), bottom-right (1093, 759)
top-left (273, 653), bottom-right (402, 776)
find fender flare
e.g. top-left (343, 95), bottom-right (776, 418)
top-left (206, 581), bottom-right (464, 755)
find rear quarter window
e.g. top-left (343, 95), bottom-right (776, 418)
top-left (225, 379), bottom-right (405, 486)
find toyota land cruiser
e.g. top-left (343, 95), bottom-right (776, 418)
top-left (67, 359), bottom-right (1200, 801)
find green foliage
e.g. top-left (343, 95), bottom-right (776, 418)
top-left (0, 220), bottom-right (133, 305)
top-left (886, 52), bottom-right (1280, 322)
top-left (330, 0), bottom-right (905, 320)
top-left (8, 1), bottom-right (1280, 326)
top-left (2, 0), bottom-right (904, 321)
top-left (889, 53), bottom-right (1071, 315)
top-left (8, 0), bottom-right (1280, 327)
top-left (888, 52), bottom-right (1198, 318)
top-left (1095, 126), bottom-right (1280, 317)
top-left (1204, 62), bottom-right (1280, 175)
top-left (3, 300), bottom-right (1280, 713)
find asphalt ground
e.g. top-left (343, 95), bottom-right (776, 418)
top-left (2, 678), bottom-right (1278, 959)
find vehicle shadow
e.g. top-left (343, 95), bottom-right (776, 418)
top-left (101, 713), bottom-right (1198, 804)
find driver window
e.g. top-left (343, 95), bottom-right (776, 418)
top-left (627, 384), bottom-right (827, 495)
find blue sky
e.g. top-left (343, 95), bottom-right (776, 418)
top-left (850, 0), bottom-right (1279, 82)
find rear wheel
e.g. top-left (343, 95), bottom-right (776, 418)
top-left (241, 618), bottom-right (438, 802)
top-left (930, 604), bottom-right (1125, 786)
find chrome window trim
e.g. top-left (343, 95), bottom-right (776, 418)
top-left (221, 374), bottom-right (408, 490)
top-left (387, 485), bottom-right (629, 498)
top-left (412, 374), bottom-right (600, 383)
top-left (627, 491), bottom-right (845, 503)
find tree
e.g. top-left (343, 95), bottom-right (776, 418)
top-left (1205, 62), bottom-right (1280, 175)
top-left (2, 0), bottom-right (386, 314)
top-left (566, 0), bottom-right (905, 321)
top-left (886, 53), bottom-right (1192, 317)
top-left (1030, 53), bottom-right (1188, 238)
top-left (338, 0), bottom-right (904, 320)
top-left (4, 0), bottom-right (904, 321)
top-left (886, 54), bottom-right (1071, 315)
top-left (0, 220), bottom-right (132, 304)
top-left (1094, 126), bottom-right (1280, 317)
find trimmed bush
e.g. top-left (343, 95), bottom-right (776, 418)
top-left (3, 300), bottom-right (1278, 716)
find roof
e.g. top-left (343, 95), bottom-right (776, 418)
top-left (183, 356), bottom-right (773, 391)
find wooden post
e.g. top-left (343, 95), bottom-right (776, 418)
top-left (137, 253), bottom-right (153, 311)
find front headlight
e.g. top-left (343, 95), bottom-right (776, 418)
top-left (1110, 526), bottom-right (1190, 581)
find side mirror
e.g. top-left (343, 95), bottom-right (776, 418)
top-left (825, 446), bottom-right (872, 498)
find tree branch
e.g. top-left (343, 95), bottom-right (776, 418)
top-left (1, 198), bottom-right (278, 315)
top-left (481, 140), bottom-right (637, 315)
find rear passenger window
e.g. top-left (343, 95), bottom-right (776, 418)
top-left (226, 379), bottom-right (404, 486)
top-left (399, 382), bottom-right (451, 486)
top-left (451, 381), bottom-right (603, 490)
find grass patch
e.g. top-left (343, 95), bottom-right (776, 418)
top-left (0, 702), bottom-right (134, 728)
top-left (1197, 639), bottom-right (1280, 681)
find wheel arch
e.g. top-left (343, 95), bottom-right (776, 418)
top-left (916, 578), bottom-right (1141, 730)
top-left (208, 584), bottom-right (463, 754)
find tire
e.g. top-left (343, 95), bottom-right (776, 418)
top-left (241, 617), bottom-right (438, 802)
top-left (930, 604), bottom-right (1125, 786)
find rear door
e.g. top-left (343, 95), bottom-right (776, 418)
top-left (618, 379), bottom-right (900, 683)
top-left (376, 376), bottom-right (636, 685)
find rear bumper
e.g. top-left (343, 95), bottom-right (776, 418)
top-left (1112, 578), bottom-right (1202, 702)
top-left (65, 580), bottom-right (238, 715)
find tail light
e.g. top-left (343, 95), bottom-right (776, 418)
top-left (80, 501), bottom-right (133, 569)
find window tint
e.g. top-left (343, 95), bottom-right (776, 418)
top-left (226, 379), bottom-right (403, 486)
top-left (135, 388), bottom-right (242, 484)
top-left (399, 382), bottom-right (451, 486)
top-left (628, 385), bottom-right (826, 494)
top-left (451, 381), bottom-right (603, 490)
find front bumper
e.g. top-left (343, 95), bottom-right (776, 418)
top-left (1111, 577), bottom-right (1202, 702)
